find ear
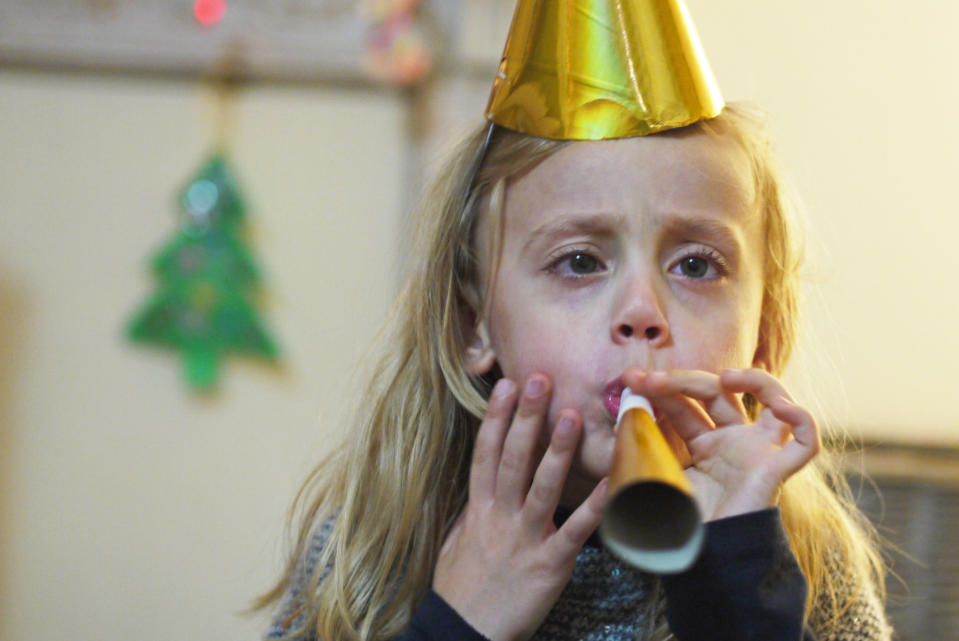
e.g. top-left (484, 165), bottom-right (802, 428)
top-left (751, 333), bottom-right (770, 372)
top-left (464, 318), bottom-right (497, 376)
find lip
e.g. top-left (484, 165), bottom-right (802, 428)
top-left (604, 374), bottom-right (663, 423)
top-left (603, 376), bottom-right (626, 420)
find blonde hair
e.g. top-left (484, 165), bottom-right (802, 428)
top-left (258, 104), bottom-right (885, 641)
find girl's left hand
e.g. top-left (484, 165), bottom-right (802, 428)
top-left (622, 367), bottom-right (820, 521)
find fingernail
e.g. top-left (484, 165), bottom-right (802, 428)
top-left (596, 478), bottom-right (610, 499)
top-left (556, 414), bottom-right (574, 436)
top-left (525, 376), bottom-right (545, 398)
top-left (493, 378), bottom-right (514, 399)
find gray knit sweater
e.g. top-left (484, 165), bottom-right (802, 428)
top-left (266, 510), bottom-right (892, 641)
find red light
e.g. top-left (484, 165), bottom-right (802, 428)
top-left (194, 0), bottom-right (226, 26)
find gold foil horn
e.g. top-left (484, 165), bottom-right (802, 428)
top-left (599, 390), bottom-right (703, 573)
top-left (485, 0), bottom-right (723, 140)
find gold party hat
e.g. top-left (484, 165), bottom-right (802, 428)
top-left (485, 0), bottom-right (723, 140)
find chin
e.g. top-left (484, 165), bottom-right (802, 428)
top-left (577, 440), bottom-right (616, 480)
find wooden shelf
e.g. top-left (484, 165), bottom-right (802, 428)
top-left (0, 0), bottom-right (515, 83)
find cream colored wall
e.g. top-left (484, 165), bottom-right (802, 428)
top-left (684, 0), bottom-right (959, 444)
top-left (0, 71), bottom-right (406, 640)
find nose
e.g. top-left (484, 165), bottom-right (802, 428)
top-left (610, 277), bottom-right (670, 347)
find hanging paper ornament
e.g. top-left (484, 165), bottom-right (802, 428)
top-left (127, 155), bottom-right (278, 389)
top-left (361, 0), bottom-right (433, 86)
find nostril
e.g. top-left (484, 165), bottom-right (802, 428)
top-left (620, 325), bottom-right (633, 338)
top-left (645, 327), bottom-right (660, 340)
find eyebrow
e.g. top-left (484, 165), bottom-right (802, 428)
top-left (658, 214), bottom-right (744, 251)
top-left (520, 211), bottom-right (745, 255)
top-left (521, 212), bottom-right (627, 254)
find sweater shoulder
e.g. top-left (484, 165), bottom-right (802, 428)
top-left (808, 553), bottom-right (893, 641)
top-left (264, 517), bottom-right (336, 640)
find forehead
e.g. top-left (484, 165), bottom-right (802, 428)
top-left (503, 130), bottom-right (759, 233)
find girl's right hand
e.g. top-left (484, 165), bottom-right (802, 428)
top-left (432, 375), bottom-right (607, 641)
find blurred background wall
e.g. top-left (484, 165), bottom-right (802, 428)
top-left (0, 71), bottom-right (407, 639)
top-left (1, 1), bottom-right (957, 640)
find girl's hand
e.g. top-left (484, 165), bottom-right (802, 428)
top-left (623, 368), bottom-right (820, 521)
top-left (433, 375), bottom-right (607, 641)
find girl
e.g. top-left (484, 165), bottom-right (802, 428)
top-left (257, 104), bottom-right (891, 641)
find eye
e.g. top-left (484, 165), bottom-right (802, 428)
top-left (548, 250), bottom-right (606, 279)
top-left (667, 246), bottom-right (727, 280)
top-left (679, 256), bottom-right (710, 278)
top-left (569, 252), bottom-right (599, 274)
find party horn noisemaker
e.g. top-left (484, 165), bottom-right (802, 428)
top-left (599, 390), bottom-right (703, 573)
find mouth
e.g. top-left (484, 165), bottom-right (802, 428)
top-left (603, 374), bottom-right (663, 424)
top-left (603, 376), bottom-right (626, 420)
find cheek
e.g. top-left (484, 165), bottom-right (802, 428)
top-left (493, 321), bottom-right (581, 381)
top-left (668, 307), bottom-right (761, 371)
top-left (489, 313), bottom-right (603, 411)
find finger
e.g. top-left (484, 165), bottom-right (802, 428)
top-left (522, 410), bottom-right (581, 528)
top-left (719, 368), bottom-right (793, 407)
top-left (765, 395), bottom-right (821, 477)
top-left (644, 369), bottom-right (746, 427)
top-left (623, 370), bottom-right (714, 441)
top-left (495, 374), bottom-right (551, 509)
top-left (469, 378), bottom-right (517, 502)
top-left (549, 478), bottom-right (608, 562)
top-left (719, 368), bottom-right (795, 439)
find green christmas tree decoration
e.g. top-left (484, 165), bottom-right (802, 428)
top-left (127, 155), bottom-right (278, 389)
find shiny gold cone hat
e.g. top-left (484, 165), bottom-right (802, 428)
top-left (485, 0), bottom-right (723, 139)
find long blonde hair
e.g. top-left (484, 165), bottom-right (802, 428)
top-left (258, 104), bottom-right (885, 640)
